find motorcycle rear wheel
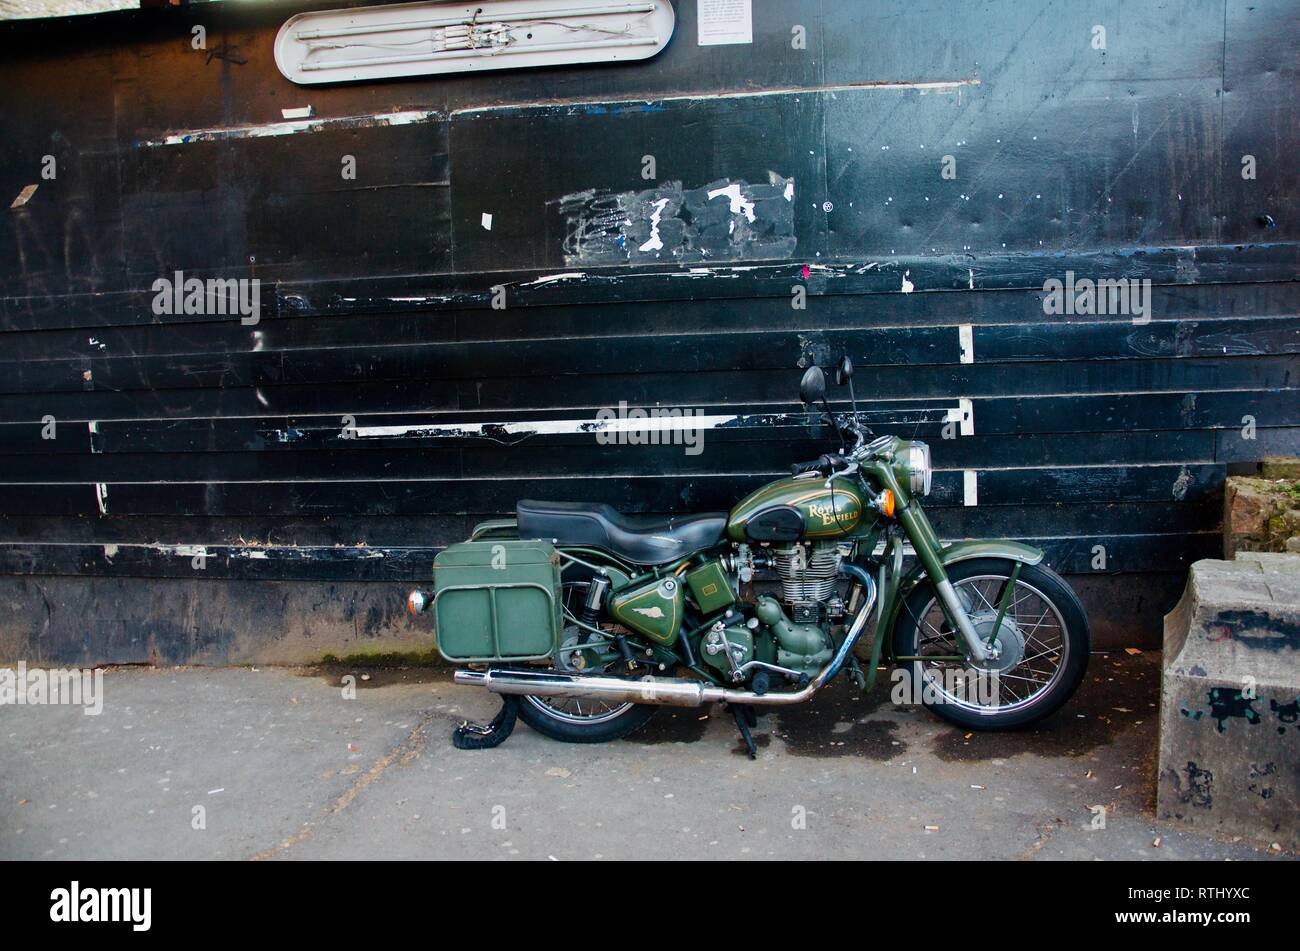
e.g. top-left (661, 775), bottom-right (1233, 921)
top-left (517, 693), bottom-right (657, 743)
top-left (515, 578), bottom-right (658, 743)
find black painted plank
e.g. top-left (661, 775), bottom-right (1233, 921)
top-left (0, 529), bottom-right (1221, 581)
top-left (0, 463), bottom-right (1224, 517)
top-left (0, 430), bottom-right (1223, 482)
top-left (0, 499), bottom-right (1219, 549)
top-left (1, 318), bottom-right (1296, 397)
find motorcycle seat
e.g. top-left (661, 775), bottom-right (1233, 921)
top-left (516, 499), bottom-right (727, 566)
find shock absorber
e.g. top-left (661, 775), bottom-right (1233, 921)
top-left (583, 572), bottom-right (637, 671)
top-left (581, 573), bottom-right (610, 629)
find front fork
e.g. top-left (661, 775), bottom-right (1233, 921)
top-left (894, 503), bottom-right (996, 666)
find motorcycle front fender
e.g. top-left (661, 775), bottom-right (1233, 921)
top-left (878, 539), bottom-right (1045, 661)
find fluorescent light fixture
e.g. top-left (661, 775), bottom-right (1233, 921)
top-left (275, 0), bottom-right (676, 85)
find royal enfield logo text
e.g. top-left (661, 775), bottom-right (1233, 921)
top-left (0, 662), bottom-right (103, 716)
top-left (151, 270), bottom-right (261, 325)
top-left (594, 401), bottom-right (704, 456)
top-left (50, 882), bottom-right (151, 932)
top-left (1042, 270), bottom-right (1151, 324)
top-left (810, 500), bottom-right (859, 528)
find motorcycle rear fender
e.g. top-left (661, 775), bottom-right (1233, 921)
top-left (879, 540), bottom-right (1044, 659)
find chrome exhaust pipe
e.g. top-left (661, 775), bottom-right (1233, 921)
top-left (453, 566), bottom-right (878, 709)
top-left (454, 668), bottom-right (720, 707)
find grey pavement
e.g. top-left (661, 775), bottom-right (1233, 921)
top-left (0, 653), bottom-right (1290, 860)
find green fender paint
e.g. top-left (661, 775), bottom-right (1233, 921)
top-left (879, 539), bottom-right (1045, 659)
top-left (726, 474), bottom-right (865, 541)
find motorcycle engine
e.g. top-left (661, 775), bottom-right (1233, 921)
top-left (770, 540), bottom-right (846, 623)
top-left (701, 541), bottom-right (846, 683)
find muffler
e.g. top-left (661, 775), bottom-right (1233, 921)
top-left (454, 564), bottom-right (878, 709)
top-left (454, 668), bottom-right (724, 707)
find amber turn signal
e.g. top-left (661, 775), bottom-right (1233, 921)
top-left (407, 590), bottom-right (430, 616)
top-left (879, 489), bottom-right (895, 517)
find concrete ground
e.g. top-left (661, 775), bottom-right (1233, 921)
top-left (0, 652), bottom-right (1291, 860)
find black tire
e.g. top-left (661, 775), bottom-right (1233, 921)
top-left (891, 558), bottom-right (1090, 731)
top-left (514, 571), bottom-right (659, 744)
top-left (516, 695), bottom-right (658, 743)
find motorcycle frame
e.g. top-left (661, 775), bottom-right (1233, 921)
top-left (463, 456), bottom-right (1045, 697)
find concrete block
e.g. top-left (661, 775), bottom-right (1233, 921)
top-left (1158, 554), bottom-right (1300, 847)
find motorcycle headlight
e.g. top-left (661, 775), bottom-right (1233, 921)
top-left (900, 441), bottom-right (932, 496)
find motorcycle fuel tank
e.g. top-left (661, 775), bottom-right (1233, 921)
top-left (727, 475), bottom-right (865, 542)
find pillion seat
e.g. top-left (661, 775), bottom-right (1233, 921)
top-left (516, 500), bottom-right (727, 566)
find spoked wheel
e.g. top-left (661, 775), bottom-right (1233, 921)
top-left (515, 579), bottom-right (658, 743)
top-left (891, 558), bottom-right (1090, 730)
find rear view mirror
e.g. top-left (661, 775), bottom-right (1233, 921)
top-left (799, 365), bottom-right (827, 406)
top-left (835, 354), bottom-right (854, 385)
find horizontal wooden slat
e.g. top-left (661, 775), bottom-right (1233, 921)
top-left (0, 463), bottom-right (1224, 517)
top-left (0, 530), bottom-right (1221, 581)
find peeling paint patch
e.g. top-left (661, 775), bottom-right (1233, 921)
top-left (151, 543), bottom-right (210, 558)
top-left (522, 272), bottom-right (587, 287)
top-left (1171, 466), bottom-right (1192, 501)
top-left (94, 482), bottom-right (109, 515)
top-left (137, 109), bottom-right (439, 147)
top-left (452, 79), bottom-right (981, 118)
top-left (10, 184), bottom-right (38, 209)
top-left (556, 173), bottom-right (796, 266)
top-left (353, 413), bottom-right (747, 442)
top-left (901, 270), bottom-right (914, 293)
top-left (639, 197), bottom-right (671, 252)
top-left (946, 398), bottom-right (974, 435)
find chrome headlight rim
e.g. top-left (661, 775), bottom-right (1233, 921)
top-left (904, 441), bottom-right (932, 496)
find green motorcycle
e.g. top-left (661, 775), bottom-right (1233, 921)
top-left (410, 358), bottom-right (1090, 754)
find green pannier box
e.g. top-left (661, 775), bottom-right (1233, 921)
top-left (433, 540), bottom-right (562, 663)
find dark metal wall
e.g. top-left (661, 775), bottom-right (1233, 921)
top-left (0, 0), bottom-right (1296, 664)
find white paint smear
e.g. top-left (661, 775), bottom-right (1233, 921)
top-left (945, 399), bottom-right (974, 436)
top-left (481, 212), bottom-right (493, 231)
top-left (963, 470), bottom-right (979, 507)
top-left (706, 182), bottom-right (756, 222)
top-left (958, 324), bottom-right (974, 364)
top-left (141, 109), bottom-right (437, 147)
top-left (523, 272), bottom-right (587, 287)
top-left (354, 413), bottom-right (744, 440)
top-left (639, 197), bottom-right (671, 252)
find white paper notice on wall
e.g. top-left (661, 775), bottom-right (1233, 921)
top-left (698, 0), bottom-right (753, 45)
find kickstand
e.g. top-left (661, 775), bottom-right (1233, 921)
top-left (731, 704), bottom-right (758, 760)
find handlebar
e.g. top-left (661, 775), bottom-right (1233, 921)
top-left (791, 452), bottom-right (848, 477)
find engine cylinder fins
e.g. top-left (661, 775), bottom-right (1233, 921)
top-left (771, 540), bottom-right (842, 604)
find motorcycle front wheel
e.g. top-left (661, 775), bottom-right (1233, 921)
top-left (891, 557), bottom-right (1090, 730)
